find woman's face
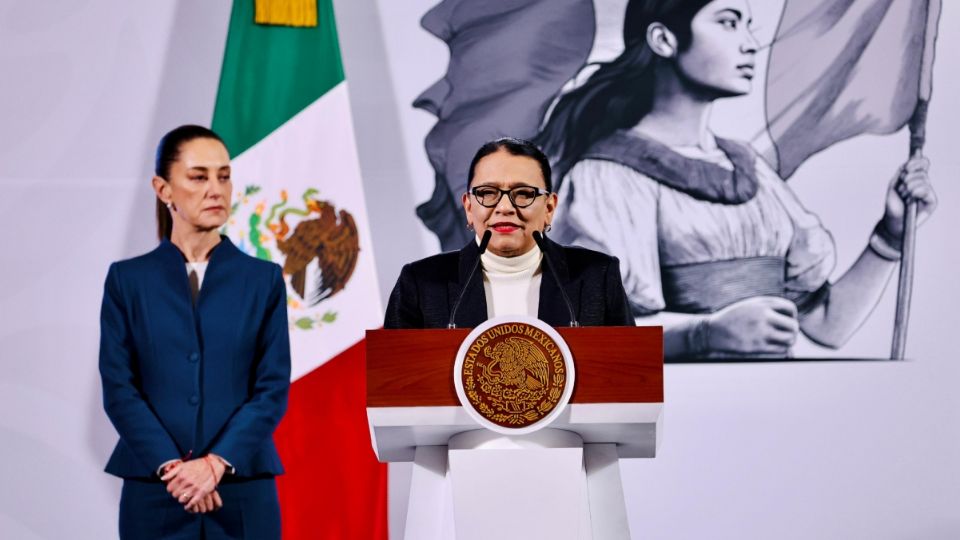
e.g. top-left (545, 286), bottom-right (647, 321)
top-left (155, 137), bottom-right (232, 233)
top-left (676, 0), bottom-right (758, 97)
top-left (461, 149), bottom-right (557, 258)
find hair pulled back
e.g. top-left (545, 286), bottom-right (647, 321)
top-left (153, 125), bottom-right (226, 240)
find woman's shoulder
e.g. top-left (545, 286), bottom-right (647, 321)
top-left (227, 243), bottom-right (282, 275)
top-left (566, 157), bottom-right (658, 184)
top-left (400, 249), bottom-right (460, 279)
top-left (108, 243), bottom-right (167, 276)
top-left (108, 238), bottom-right (280, 282)
top-left (571, 130), bottom-right (762, 204)
top-left (560, 158), bottom-right (660, 205)
top-left (553, 241), bottom-right (619, 273)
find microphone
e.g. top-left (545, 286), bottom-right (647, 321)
top-left (448, 230), bottom-right (492, 329)
top-left (533, 230), bottom-right (579, 327)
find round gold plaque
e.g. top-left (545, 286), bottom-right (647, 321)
top-left (455, 316), bottom-right (575, 434)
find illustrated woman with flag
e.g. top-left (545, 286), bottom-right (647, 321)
top-left (99, 125), bottom-right (290, 538)
top-left (539, 0), bottom-right (938, 359)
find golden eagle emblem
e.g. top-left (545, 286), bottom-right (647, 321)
top-left (482, 337), bottom-right (550, 392)
top-left (223, 185), bottom-right (362, 331)
top-left (264, 188), bottom-right (360, 306)
top-left (460, 322), bottom-right (568, 429)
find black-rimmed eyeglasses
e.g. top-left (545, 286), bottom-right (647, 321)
top-left (469, 186), bottom-right (549, 208)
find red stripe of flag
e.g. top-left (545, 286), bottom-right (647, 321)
top-left (274, 340), bottom-right (388, 539)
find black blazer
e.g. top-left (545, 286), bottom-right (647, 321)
top-left (384, 236), bottom-right (634, 329)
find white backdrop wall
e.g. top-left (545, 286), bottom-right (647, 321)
top-left (1, 1), bottom-right (958, 539)
top-left (0, 1), bottom-right (231, 537)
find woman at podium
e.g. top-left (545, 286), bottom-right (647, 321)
top-left (99, 125), bottom-right (290, 539)
top-left (385, 137), bottom-right (634, 329)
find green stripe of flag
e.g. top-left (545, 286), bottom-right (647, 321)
top-left (212, 0), bottom-right (345, 157)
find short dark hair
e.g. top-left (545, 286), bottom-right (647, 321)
top-left (153, 125), bottom-right (227, 240)
top-left (466, 137), bottom-right (552, 193)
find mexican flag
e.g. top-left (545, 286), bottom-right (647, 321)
top-left (212, 0), bottom-right (387, 538)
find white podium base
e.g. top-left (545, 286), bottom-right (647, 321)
top-left (404, 429), bottom-right (631, 540)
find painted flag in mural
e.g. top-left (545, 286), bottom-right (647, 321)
top-left (414, 0), bottom-right (596, 250)
top-left (212, 0), bottom-right (387, 538)
top-left (763, 0), bottom-right (941, 179)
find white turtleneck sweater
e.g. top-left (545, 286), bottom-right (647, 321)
top-left (480, 242), bottom-right (543, 318)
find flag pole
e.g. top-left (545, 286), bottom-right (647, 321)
top-left (891, 106), bottom-right (924, 360)
top-left (891, 0), bottom-right (941, 360)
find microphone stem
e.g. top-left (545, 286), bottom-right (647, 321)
top-left (448, 230), bottom-right (492, 328)
top-left (533, 231), bottom-right (579, 327)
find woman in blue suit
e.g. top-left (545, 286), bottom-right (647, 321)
top-left (99, 125), bottom-right (291, 539)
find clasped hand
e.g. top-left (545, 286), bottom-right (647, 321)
top-left (881, 156), bottom-right (937, 238)
top-left (707, 296), bottom-right (799, 355)
top-left (161, 456), bottom-right (226, 513)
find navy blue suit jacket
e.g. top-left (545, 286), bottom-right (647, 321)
top-left (384, 236), bottom-right (634, 329)
top-left (99, 236), bottom-right (291, 479)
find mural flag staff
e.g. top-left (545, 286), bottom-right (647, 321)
top-left (896, 0), bottom-right (941, 359)
top-left (760, 0), bottom-right (943, 359)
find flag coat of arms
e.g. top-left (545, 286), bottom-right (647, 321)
top-left (212, 0), bottom-right (387, 537)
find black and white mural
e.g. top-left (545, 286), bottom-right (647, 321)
top-left (411, 0), bottom-right (941, 361)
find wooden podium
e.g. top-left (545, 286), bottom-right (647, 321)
top-left (367, 326), bottom-right (663, 540)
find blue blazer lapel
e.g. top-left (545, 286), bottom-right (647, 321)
top-left (194, 236), bottom-right (240, 308)
top-left (537, 236), bottom-right (581, 327)
top-left (448, 239), bottom-right (487, 328)
top-left (156, 238), bottom-right (195, 305)
top-left (156, 235), bottom-right (240, 306)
